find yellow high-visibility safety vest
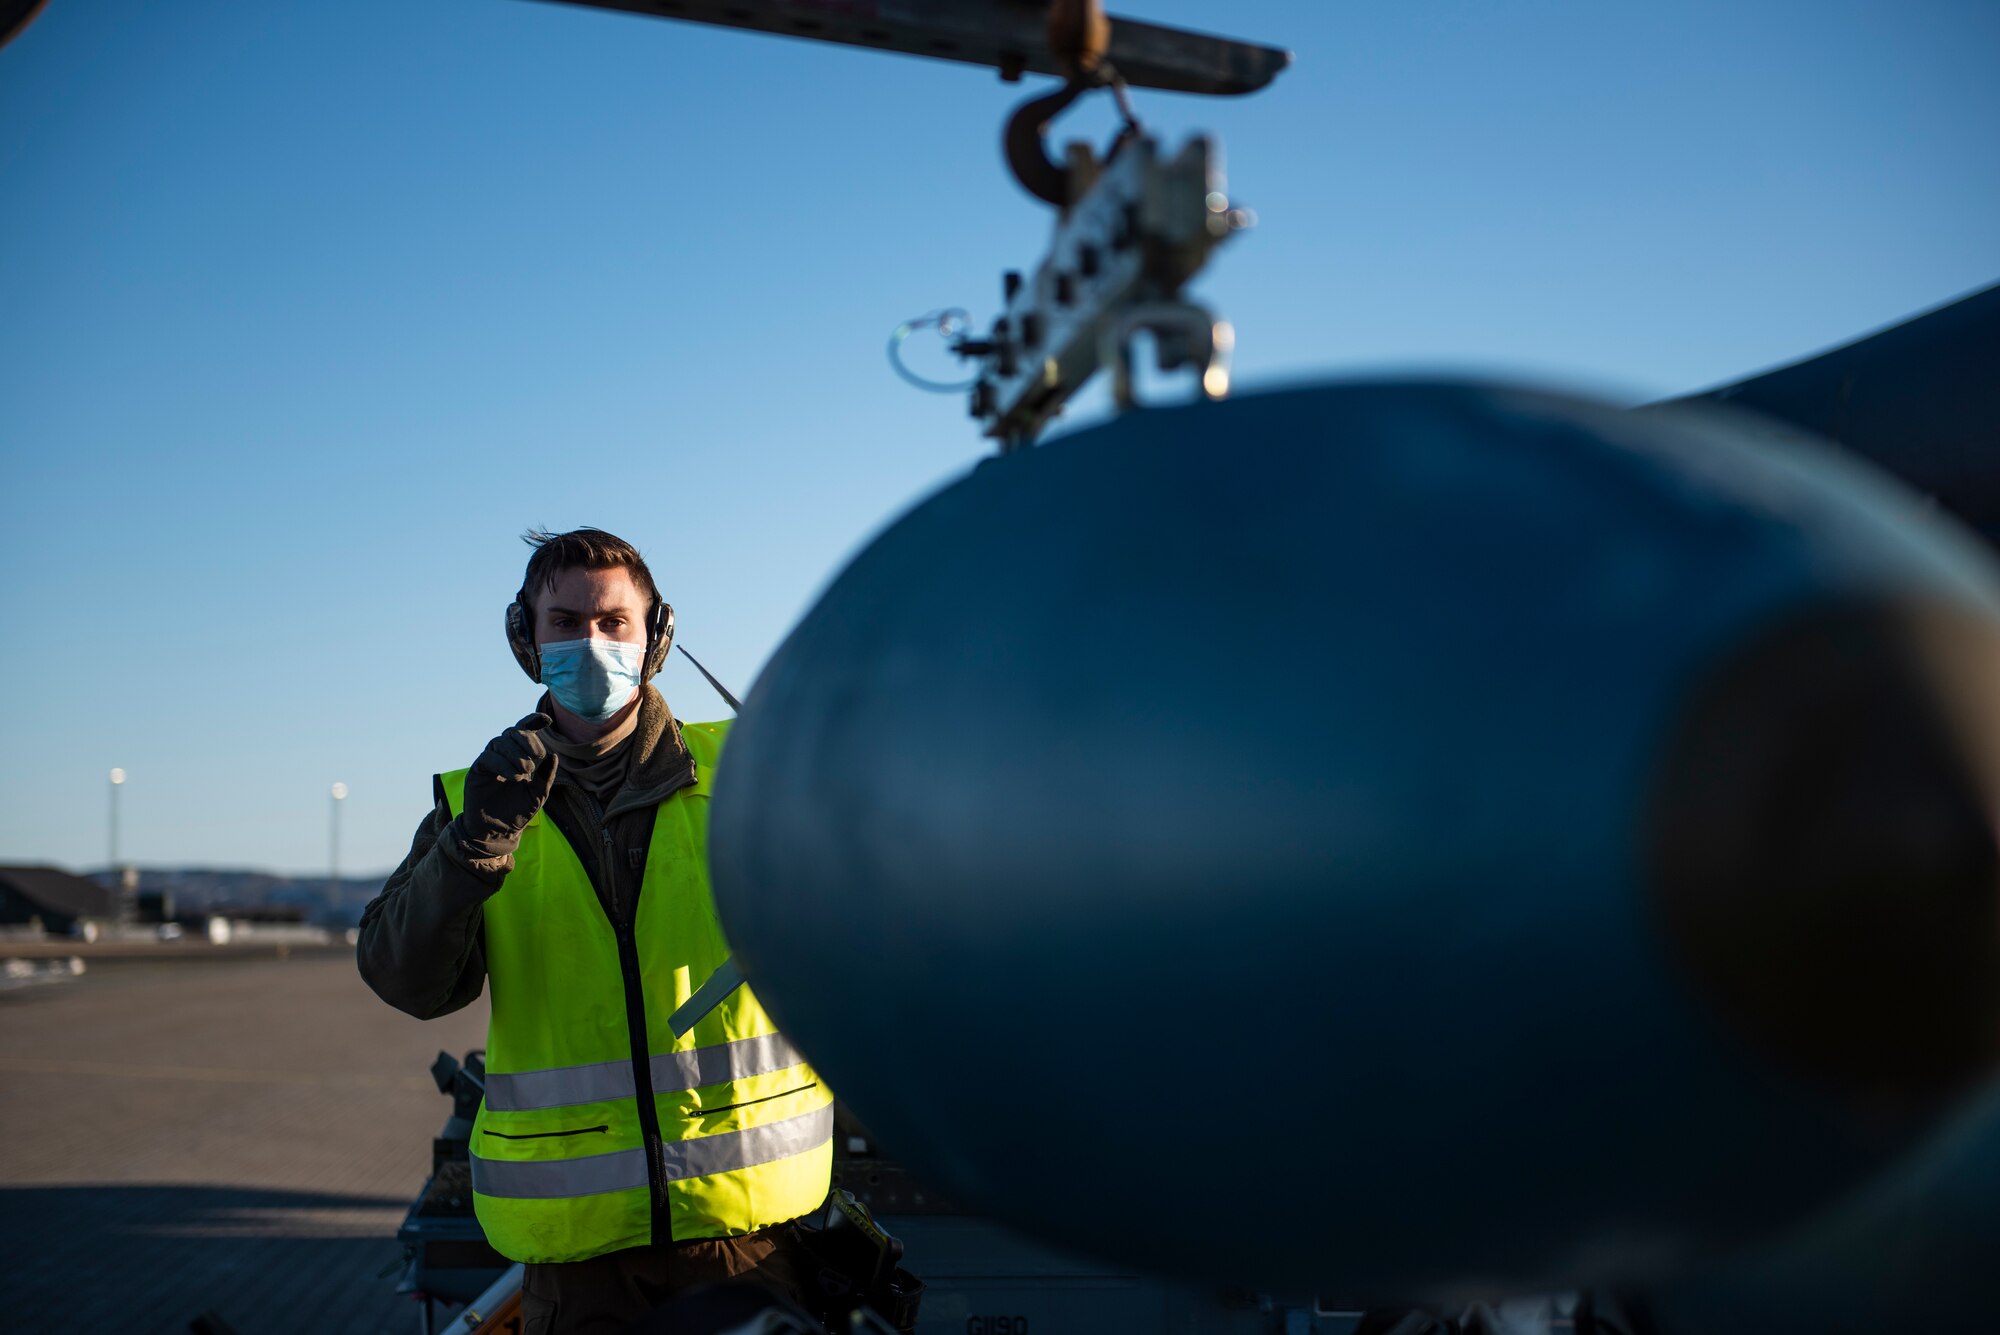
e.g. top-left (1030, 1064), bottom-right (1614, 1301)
top-left (436, 720), bottom-right (833, 1265)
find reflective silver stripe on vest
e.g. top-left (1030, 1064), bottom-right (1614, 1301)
top-left (662, 1103), bottom-right (835, 1182)
top-left (471, 1146), bottom-right (649, 1199)
top-left (653, 1032), bottom-right (803, 1094)
top-left (484, 1057), bottom-right (634, 1113)
top-left (670, 956), bottom-right (748, 1038)
top-left (484, 1034), bottom-right (808, 1112)
top-left (471, 1103), bottom-right (833, 1199)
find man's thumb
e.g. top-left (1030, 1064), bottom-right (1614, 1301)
top-left (517, 712), bottom-right (552, 732)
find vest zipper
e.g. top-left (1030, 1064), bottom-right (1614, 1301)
top-left (482, 1124), bottom-right (609, 1140)
top-left (591, 803), bottom-right (675, 1245)
top-left (685, 1081), bottom-right (819, 1119)
top-left (550, 778), bottom-right (695, 1246)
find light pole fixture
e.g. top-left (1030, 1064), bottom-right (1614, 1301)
top-left (330, 782), bottom-right (348, 899)
top-left (107, 768), bottom-right (126, 886)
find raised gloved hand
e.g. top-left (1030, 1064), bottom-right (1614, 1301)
top-left (456, 713), bottom-right (559, 860)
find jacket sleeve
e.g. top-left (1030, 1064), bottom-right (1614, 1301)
top-left (356, 799), bottom-right (510, 1020)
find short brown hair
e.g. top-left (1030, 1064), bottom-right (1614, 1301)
top-left (519, 527), bottom-right (661, 612)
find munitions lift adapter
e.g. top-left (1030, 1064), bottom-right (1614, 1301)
top-left (528, 0), bottom-right (1286, 452)
top-left (883, 0), bottom-right (1282, 450)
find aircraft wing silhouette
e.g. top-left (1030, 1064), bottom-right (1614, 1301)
top-left (1669, 281), bottom-right (2000, 541)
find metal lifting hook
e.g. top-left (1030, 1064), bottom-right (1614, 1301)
top-left (1003, 0), bottom-right (1139, 207)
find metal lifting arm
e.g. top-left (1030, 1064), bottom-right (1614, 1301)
top-left (520, 0), bottom-right (1289, 96)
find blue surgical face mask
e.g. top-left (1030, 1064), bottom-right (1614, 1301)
top-left (538, 638), bottom-right (644, 723)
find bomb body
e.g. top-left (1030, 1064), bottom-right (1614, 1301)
top-left (713, 381), bottom-right (2000, 1301)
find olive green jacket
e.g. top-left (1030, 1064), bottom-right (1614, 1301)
top-left (357, 685), bottom-right (701, 1020)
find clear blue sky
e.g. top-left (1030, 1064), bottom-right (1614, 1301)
top-left (2, 0), bottom-right (1995, 876)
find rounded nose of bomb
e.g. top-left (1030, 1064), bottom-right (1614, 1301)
top-left (710, 380), bottom-right (2000, 1301)
top-left (1652, 597), bottom-right (2000, 1105)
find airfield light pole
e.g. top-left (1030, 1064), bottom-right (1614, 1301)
top-left (107, 768), bottom-right (125, 887)
top-left (329, 782), bottom-right (348, 901)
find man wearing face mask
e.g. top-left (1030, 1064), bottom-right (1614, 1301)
top-left (358, 527), bottom-right (833, 1334)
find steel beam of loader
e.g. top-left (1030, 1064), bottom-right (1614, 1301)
top-left (710, 380), bottom-right (2000, 1303)
top-left (521, 0), bottom-right (1291, 95)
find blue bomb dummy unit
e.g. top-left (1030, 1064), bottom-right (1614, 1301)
top-left (709, 380), bottom-right (2000, 1309)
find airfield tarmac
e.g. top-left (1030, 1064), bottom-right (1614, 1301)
top-left (0, 949), bottom-right (487, 1333)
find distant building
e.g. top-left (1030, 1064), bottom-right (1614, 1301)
top-left (0, 865), bottom-right (115, 936)
top-left (134, 889), bottom-right (175, 924)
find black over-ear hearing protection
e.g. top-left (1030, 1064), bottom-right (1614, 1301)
top-left (506, 588), bottom-right (675, 684)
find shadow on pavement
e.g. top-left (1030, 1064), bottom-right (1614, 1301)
top-left (7, 1183), bottom-right (424, 1335)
